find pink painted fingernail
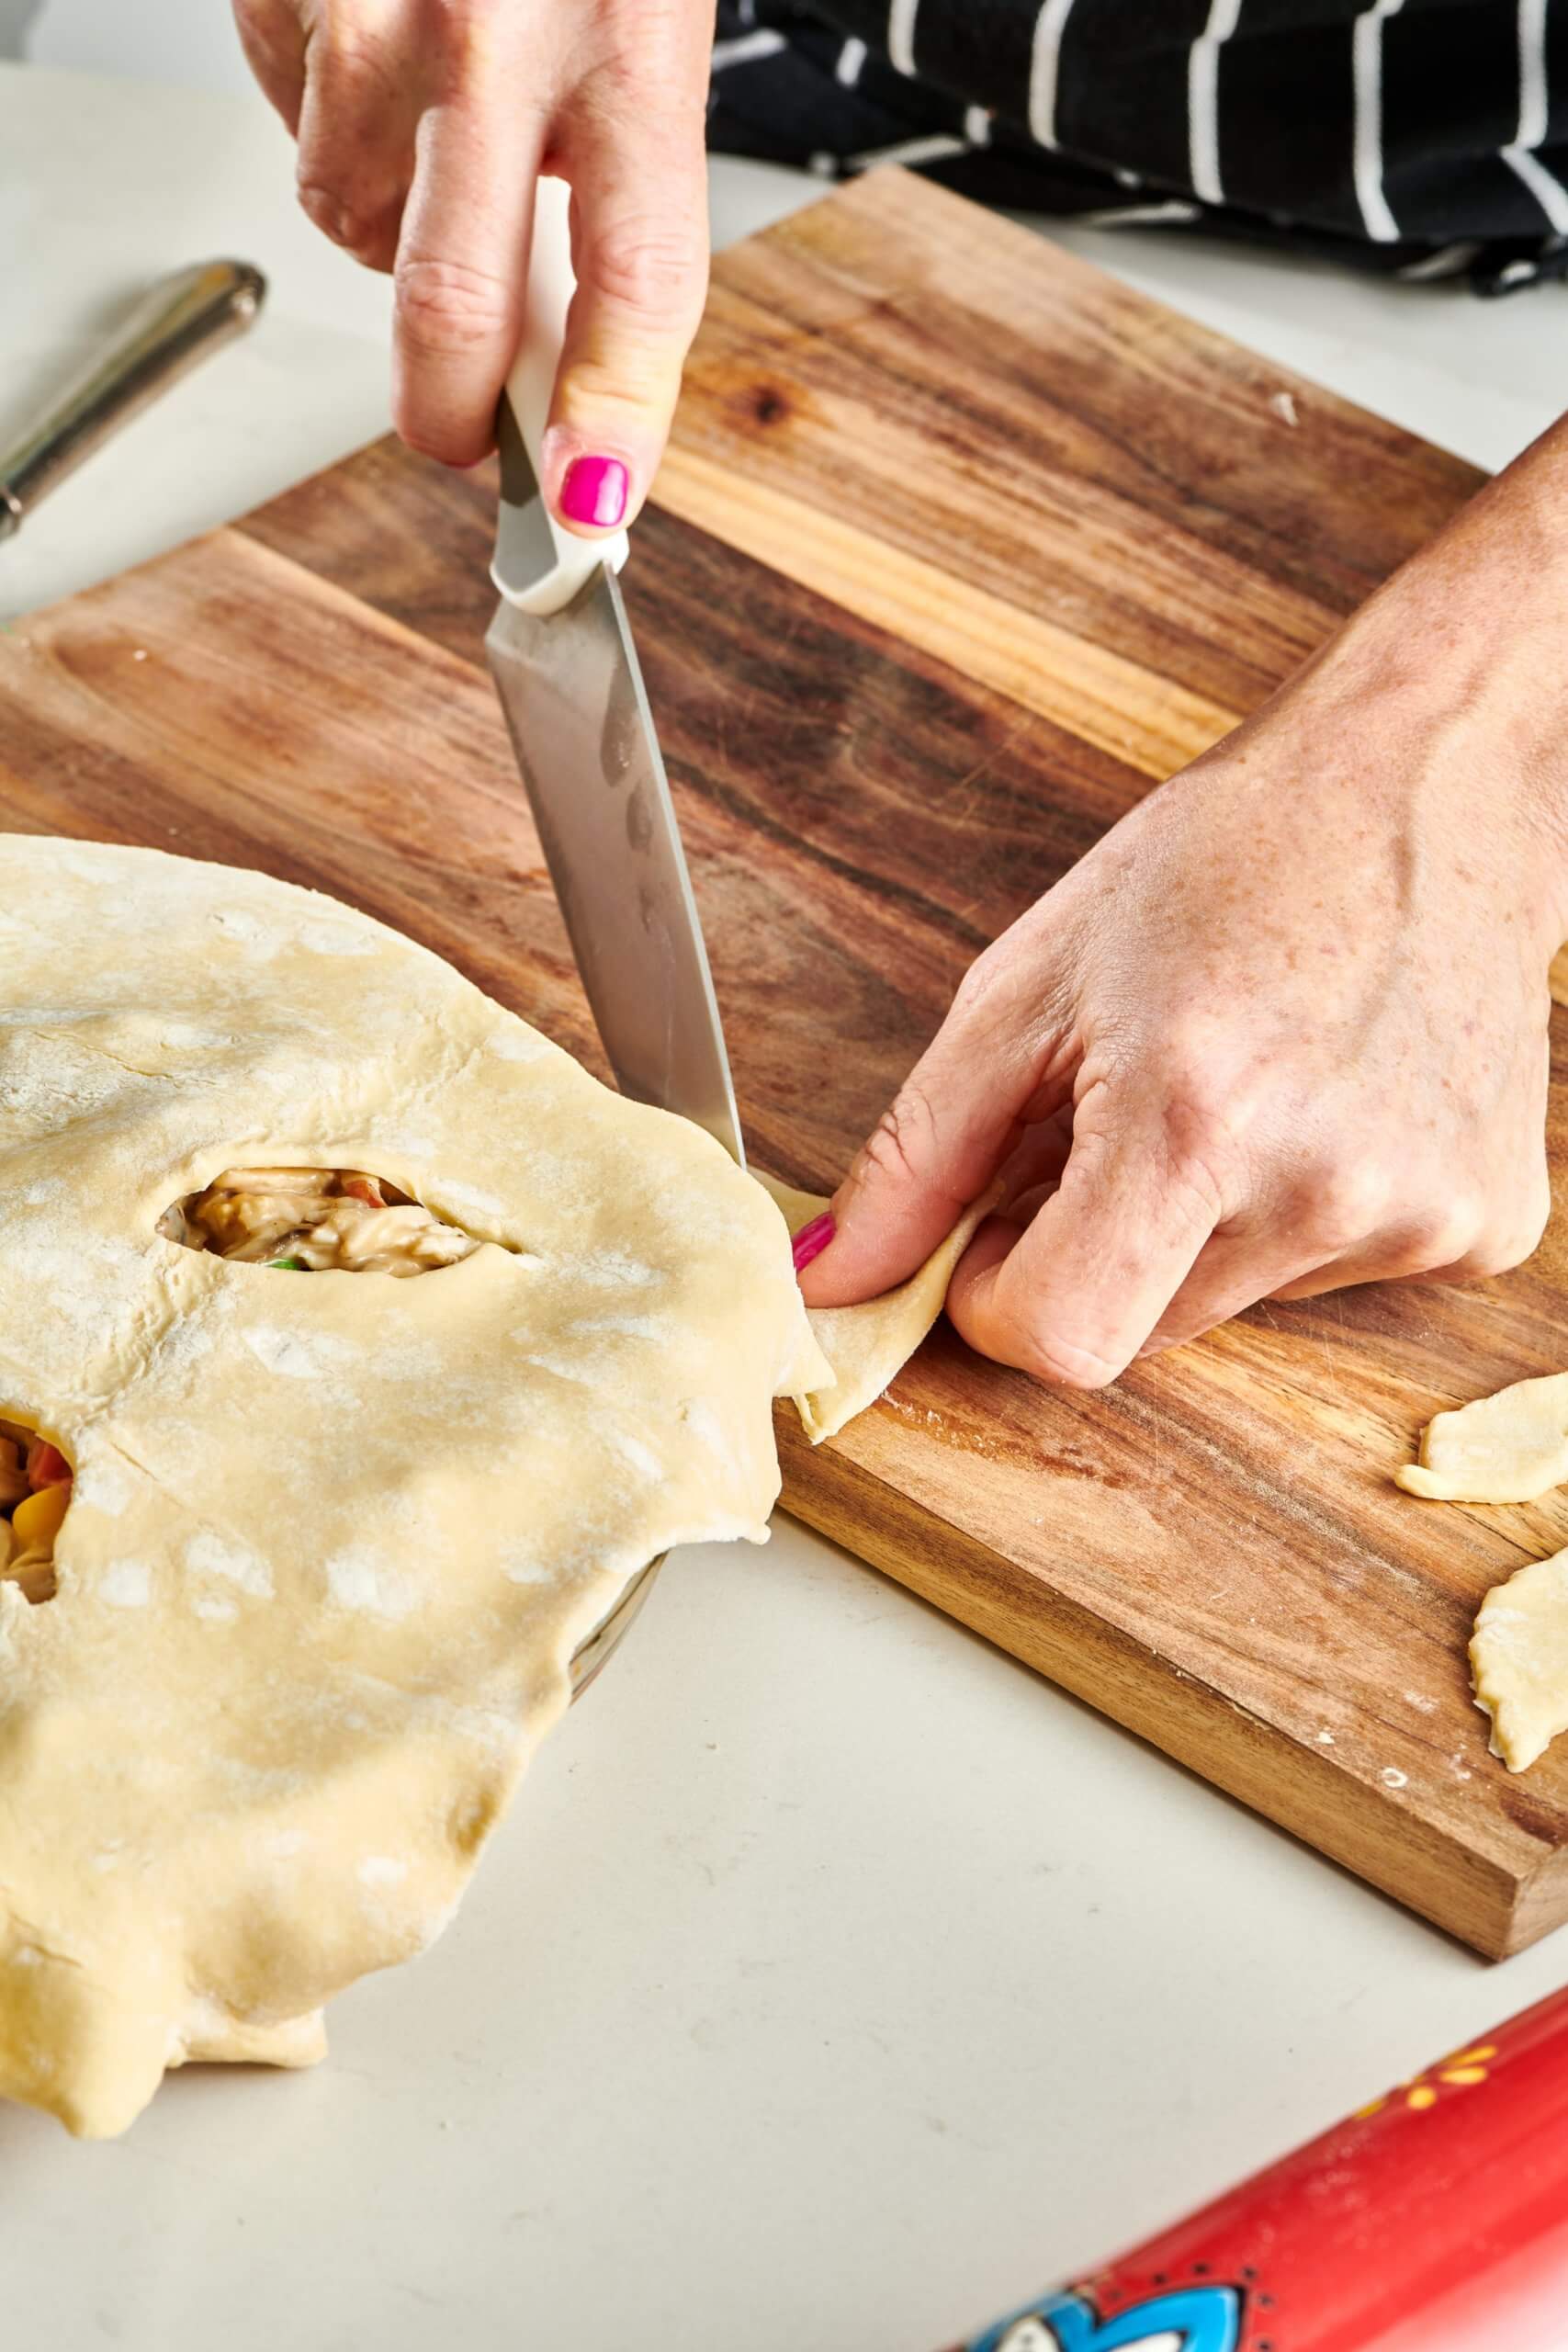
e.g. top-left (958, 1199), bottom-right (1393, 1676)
top-left (559, 455), bottom-right (628, 528)
top-left (792, 1212), bottom-right (836, 1273)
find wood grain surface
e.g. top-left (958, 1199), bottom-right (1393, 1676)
top-left (4, 170), bottom-right (1566, 1958)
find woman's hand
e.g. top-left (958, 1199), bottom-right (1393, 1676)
top-left (233, 0), bottom-right (713, 526)
top-left (800, 420), bottom-right (1568, 1386)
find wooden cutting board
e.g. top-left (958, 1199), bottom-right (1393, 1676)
top-left (5, 170), bottom-right (1567, 1961)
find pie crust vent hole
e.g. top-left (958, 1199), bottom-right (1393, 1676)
top-left (0, 1418), bottom-right (72, 1605)
top-left (158, 1166), bottom-right (483, 1279)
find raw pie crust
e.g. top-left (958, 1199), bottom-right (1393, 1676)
top-left (1399, 1374), bottom-right (1568, 1770)
top-left (0, 839), bottom-right (967, 2136)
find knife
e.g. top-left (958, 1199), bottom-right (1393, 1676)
top-left (485, 179), bottom-right (744, 1168)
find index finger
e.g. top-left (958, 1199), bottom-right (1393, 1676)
top-left (945, 1092), bottom-right (1224, 1387)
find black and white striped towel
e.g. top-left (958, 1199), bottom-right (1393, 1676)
top-left (709, 0), bottom-right (1568, 291)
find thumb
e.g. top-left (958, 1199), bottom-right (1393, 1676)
top-left (945, 1090), bottom-right (1223, 1387)
top-left (800, 955), bottom-right (1066, 1308)
top-left (542, 91), bottom-right (710, 537)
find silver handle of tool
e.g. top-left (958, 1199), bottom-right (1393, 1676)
top-left (0, 258), bottom-right (266, 541)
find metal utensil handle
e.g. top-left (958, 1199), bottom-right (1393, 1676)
top-left (0, 258), bottom-right (265, 540)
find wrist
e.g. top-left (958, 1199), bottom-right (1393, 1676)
top-left (1315, 469), bottom-right (1568, 953)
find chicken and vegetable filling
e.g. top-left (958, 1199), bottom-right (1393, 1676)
top-left (0, 1421), bottom-right (71, 1604)
top-left (159, 1167), bottom-right (479, 1277)
top-left (3, 1174), bottom-right (478, 1601)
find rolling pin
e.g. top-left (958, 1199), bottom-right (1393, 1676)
top-left (945, 1983), bottom-right (1568, 2351)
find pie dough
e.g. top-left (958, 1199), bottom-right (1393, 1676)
top-left (1395, 1374), bottom-right (1568, 1503)
top-left (0, 838), bottom-right (980, 2138)
top-left (0, 836), bottom-right (839, 2139)
top-left (1397, 1377), bottom-right (1568, 1770)
top-left (759, 1177), bottom-right (996, 1442)
top-left (1472, 1548), bottom-right (1568, 1772)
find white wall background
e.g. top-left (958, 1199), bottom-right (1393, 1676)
top-left (4, 0), bottom-right (255, 90)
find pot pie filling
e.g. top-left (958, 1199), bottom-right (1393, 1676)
top-left (3, 1171), bottom-right (478, 1605)
top-left (158, 1166), bottom-right (480, 1277)
top-left (0, 1421), bottom-right (70, 1605)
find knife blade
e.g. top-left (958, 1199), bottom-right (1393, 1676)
top-left (484, 181), bottom-right (743, 1168)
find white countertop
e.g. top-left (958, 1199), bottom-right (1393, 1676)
top-left (6, 53), bottom-right (1568, 2352)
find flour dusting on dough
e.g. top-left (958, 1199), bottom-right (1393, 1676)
top-left (432, 1179), bottom-right (508, 1221)
top-left (573, 1249), bottom-right (662, 1290)
top-left (610, 1429), bottom-right (663, 1482)
top-left (74, 1458), bottom-right (131, 1517)
top-left (98, 1561), bottom-right (152, 1610)
top-left (243, 1326), bottom-right (356, 1380)
top-left (498, 1545), bottom-right (554, 1587)
top-left (186, 1532), bottom-right (274, 1599)
top-left (297, 921), bottom-right (380, 958)
top-left (680, 1398), bottom-right (742, 1476)
top-left (485, 1027), bottom-right (551, 1065)
top-left (324, 1546), bottom-right (416, 1620)
top-left (357, 1856), bottom-right (408, 1888)
top-left (210, 908), bottom-right (265, 944)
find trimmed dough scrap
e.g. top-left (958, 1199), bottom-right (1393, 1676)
top-left (1395, 1372), bottom-right (1568, 1504)
top-left (1398, 1376), bottom-right (1568, 1771)
top-left (758, 1176), bottom-right (996, 1442)
top-left (1472, 1549), bottom-right (1568, 1773)
top-left (0, 838), bottom-right (976, 2137)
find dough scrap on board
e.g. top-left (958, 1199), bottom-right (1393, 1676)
top-left (1395, 1372), bottom-right (1568, 1503)
top-left (1397, 1373), bottom-right (1568, 1772)
top-left (1472, 1548), bottom-right (1568, 1773)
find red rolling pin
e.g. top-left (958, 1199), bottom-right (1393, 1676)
top-left (943, 1984), bottom-right (1568, 2352)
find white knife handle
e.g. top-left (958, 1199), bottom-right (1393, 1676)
top-left (492, 175), bottom-right (629, 616)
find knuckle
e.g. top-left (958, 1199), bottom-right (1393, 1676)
top-left (1412, 1202), bottom-right (1484, 1268)
top-left (394, 254), bottom-right (513, 355)
top-left (1146, 1042), bottom-right (1245, 1165)
top-left (1457, 1202), bottom-right (1548, 1279)
top-left (950, 946), bottom-right (1015, 1027)
top-left (394, 405), bottom-right (487, 465)
top-left (313, 22), bottom-right (380, 80)
top-left (1012, 1329), bottom-right (1122, 1392)
top-left (556, 354), bottom-right (684, 431)
top-left (1298, 1162), bottom-right (1391, 1250)
top-left (309, 10), bottom-right (404, 101)
top-left (1517, 1166), bottom-right (1554, 1255)
top-left (234, 0), bottom-right (296, 46)
top-left (588, 222), bottom-right (706, 320)
top-left (421, 0), bottom-right (487, 47)
top-left (296, 172), bottom-right (342, 222)
top-left (297, 177), bottom-right (388, 255)
top-left (1151, 1089), bottom-right (1235, 1220)
top-left (584, 43), bottom-right (710, 129)
top-left (1455, 1241), bottom-right (1522, 1282)
top-left (858, 1090), bottom-right (938, 1194)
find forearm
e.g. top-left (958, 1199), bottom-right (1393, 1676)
top-left (1299, 409), bottom-right (1568, 952)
